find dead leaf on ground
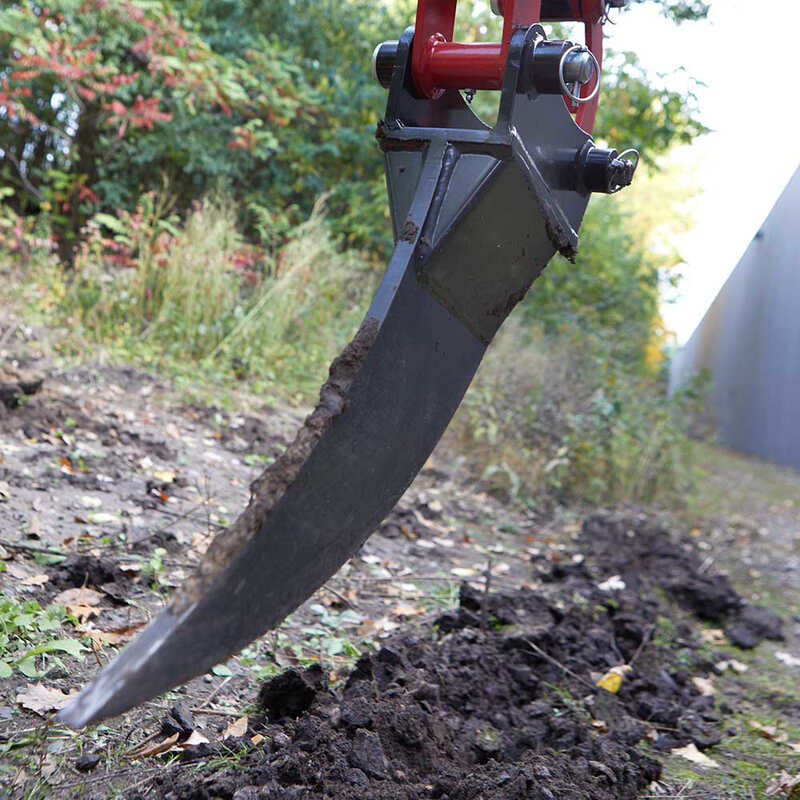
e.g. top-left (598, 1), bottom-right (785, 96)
top-left (691, 676), bottom-right (715, 696)
top-left (765, 771), bottom-right (800, 797)
top-left (53, 587), bottom-right (103, 606)
top-left (749, 720), bottom-right (789, 744)
top-left (596, 665), bottom-right (632, 694)
top-left (670, 743), bottom-right (720, 768)
top-left (82, 621), bottom-right (146, 646)
top-left (21, 573), bottom-right (49, 586)
top-left (776, 652), bottom-right (800, 668)
top-left (5, 562), bottom-right (33, 581)
top-left (699, 628), bottom-right (726, 645)
top-left (127, 732), bottom-right (179, 759)
top-left (180, 730), bottom-right (210, 748)
top-left (16, 683), bottom-right (79, 714)
top-left (450, 567), bottom-right (477, 578)
top-left (223, 715), bottom-right (248, 740)
top-left (393, 603), bottom-right (424, 617)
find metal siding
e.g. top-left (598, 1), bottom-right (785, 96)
top-left (671, 167), bottom-right (800, 469)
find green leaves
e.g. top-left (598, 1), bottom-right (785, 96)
top-left (0, 593), bottom-right (86, 678)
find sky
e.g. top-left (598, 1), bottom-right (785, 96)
top-left (604, 0), bottom-right (800, 345)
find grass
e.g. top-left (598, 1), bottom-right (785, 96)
top-left (16, 195), bottom-right (375, 408)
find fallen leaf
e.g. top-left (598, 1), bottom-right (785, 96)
top-left (152, 470), bottom-right (175, 483)
top-left (671, 743), bottom-right (719, 768)
top-left (21, 573), bottom-right (49, 586)
top-left (749, 720), bottom-right (789, 744)
top-left (84, 621), bottom-right (146, 646)
top-left (5, 562), bottom-right (29, 581)
top-left (765, 770), bottom-right (800, 797)
top-left (692, 676), bottom-right (715, 697)
top-left (775, 652), bottom-right (800, 668)
top-left (596, 665), bottom-right (632, 694)
top-left (597, 575), bottom-right (626, 592)
top-left (699, 628), bottom-right (726, 645)
top-left (251, 734), bottom-right (265, 746)
top-left (450, 567), bottom-right (477, 578)
top-left (16, 683), bottom-right (79, 714)
top-left (223, 715), bottom-right (248, 740)
top-left (393, 604), bottom-right (424, 617)
top-left (179, 730), bottom-right (210, 748)
top-left (54, 587), bottom-right (103, 606)
top-left (128, 732), bottom-right (180, 759)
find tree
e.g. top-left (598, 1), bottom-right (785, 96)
top-left (0, 0), bottom-right (317, 263)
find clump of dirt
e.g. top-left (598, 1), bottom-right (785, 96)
top-left (0, 367), bottom-right (43, 410)
top-left (148, 513), bottom-right (771, 800)
top-left (49, 554), bottom-right (129, 591)
top-left (576, 513), bottom-right (783, 649)
top-left (171, 318), bottom-right (379, 613)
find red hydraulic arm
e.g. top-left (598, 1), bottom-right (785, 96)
top-left (411, 0), bottom-right (608, 133)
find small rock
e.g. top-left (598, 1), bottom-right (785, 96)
top-left (161, 703), bottom-right (194, 740)
top-left (726, 605), bottom-right (783, 649)
top-left (348, 729), bottom-right (388, 779)
top-left (259, 665), bottom-right (327, 720)
top-left (271, 731), bottom-right (291, 749)
top-left (75, 753), bottom-right (101, 772)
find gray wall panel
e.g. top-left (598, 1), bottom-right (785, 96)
top-left (671, 167), bottom-right (800, 469)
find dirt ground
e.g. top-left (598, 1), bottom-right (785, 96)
top-left (1, 318), bottom-right (799, 799)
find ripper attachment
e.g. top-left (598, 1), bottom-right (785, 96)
top-left (60, 0), bottom-right (638, 728)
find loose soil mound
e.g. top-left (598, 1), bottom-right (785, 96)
top-left (145, 514), bottom-right (781, 800)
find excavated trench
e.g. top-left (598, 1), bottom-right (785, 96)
top-left (143, 513), bottom-right (782, 800)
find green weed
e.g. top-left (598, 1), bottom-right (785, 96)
top-left (0, 593), bottom-right (85, 678)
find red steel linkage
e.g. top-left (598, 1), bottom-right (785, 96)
top-left (411, 0), bottom-right (605, 132)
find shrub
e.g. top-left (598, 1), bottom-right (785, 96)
top-left (33, 192), bottom-right (374, 400)
top-left (448, 320), bottom-right (703, 508)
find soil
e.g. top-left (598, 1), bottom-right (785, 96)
top-left (1, 316), bottom-right (799, 799)
top-left (142, 515), bottom-right (780, 800)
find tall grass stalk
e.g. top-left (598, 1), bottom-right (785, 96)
top-left (45, 193), bottom-right (373, 400)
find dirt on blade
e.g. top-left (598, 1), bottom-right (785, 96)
top-left (148, 513), bottom-right (780, 800)
top-left (172, 318), bottom-right (379, 613)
